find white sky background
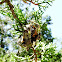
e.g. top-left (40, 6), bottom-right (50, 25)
top-left (43, 0), bottom-right (62, 39)
top-left (43, 0), bottom-right (62, 50)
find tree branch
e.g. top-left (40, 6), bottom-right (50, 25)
top-left (0, 1), bottom-right (5, 4)
top-left (22, 0), bottom-right (40, 5)
top-left (0, 0), bottom-right (23, 29)
top-left (5, 0), bottom-right (23, 26)
top-left (33, 48), bottom-right (37, 62)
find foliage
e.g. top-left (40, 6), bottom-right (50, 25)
top-left (0, 0), bottom-right (62, 62)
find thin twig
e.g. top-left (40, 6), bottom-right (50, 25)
top-left (33, 48), bottom-right (37, 62)
top-left (0, 0), bottom-right (5, 4)
top-left (14, 55), bottom-right (26, 60)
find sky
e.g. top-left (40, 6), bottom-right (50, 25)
top-left (43, 0), bottom-right (62, 50)
top-left (43, 0), bottom-right (62, 39)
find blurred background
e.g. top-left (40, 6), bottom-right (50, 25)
top-left (0, 0), bottom-right (62, 61)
